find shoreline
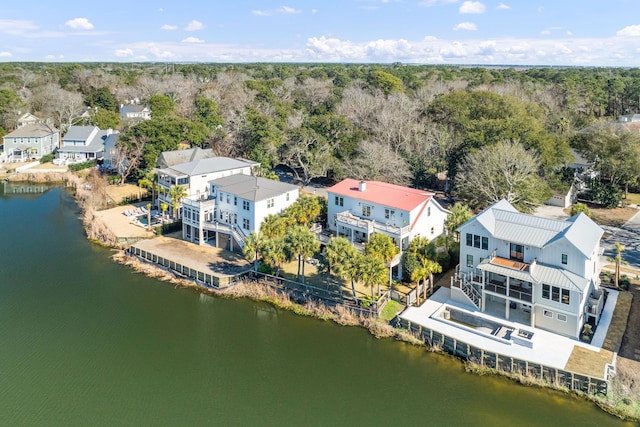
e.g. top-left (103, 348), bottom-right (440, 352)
top-left (9, 172), bottom-right (637, 422)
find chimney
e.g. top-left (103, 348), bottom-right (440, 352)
top-left (358, 181), bottom-right (366, 192)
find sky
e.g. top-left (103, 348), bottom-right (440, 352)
top-left (2, 1), bottom-right (640, 66)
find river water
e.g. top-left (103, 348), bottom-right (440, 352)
top-left (0, 185), bottom-right (632, 426)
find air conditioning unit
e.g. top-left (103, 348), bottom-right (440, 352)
top-left (443, 309), bottom-right (451, 320)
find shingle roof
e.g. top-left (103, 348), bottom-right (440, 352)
top-left (4, 123), bottom-right (58, 138)
top-left (327, 178), bottom-right (434, 211)
top-left (156, 147), bottom-right (215, 169)
top-left (210, 174), bottom-right (298, 202)
top-left (160, 157), bottom-right (255, 177)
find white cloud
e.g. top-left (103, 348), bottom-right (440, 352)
top-left (115, 48), bottom-right (133, 57)
top-left (253, 6), bottom-right (303, 16)
top-left (161, 24), bottom-right (178, 31)
top-left (419, 0), bottom-right (458, 6)
top-left (541, 30), bottom-right (550, 35)
top-left (311, 9), bottom-right (318, 14)
top-left (459, 1), bottom-right (485, 14)
top-left (497, 3), bottom-right (510, 10)
top-left (566, 30), bottom-right (573, 36)
top-left (185, 20), bottom-right (204, 31)
top-left (453, 22), bottom-right (477, 31)
top-left (617, 25), bottom-right (640, 37)
top-left (0, 19), bottom-right (38, 35)
top-left (65, 18), bottom-right (94, 30)
top-left (0, 51), bottom-right (12, 57)
top-left (182, 37), bottom-right (204, 43)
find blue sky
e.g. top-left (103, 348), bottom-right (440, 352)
top-left (2, 1), bottom-right (640, 65)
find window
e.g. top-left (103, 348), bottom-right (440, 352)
top-left (542, 284), bottom-right (550, 299)
top-left (234, 196), bottom-right (237, 206)
top-left (385, 209), bottom-right (395, 220)
top-left (430, 227), bottom-right (434, 234)
top-left (219, 193), bottom-right (223, 201)
top-left (557, 313), bottom-right (567, 322)
top-left (561, 289), bottom-right (570, 305)
top-left (226, 195), bottom-right (230, 204)
top-left (362, 205), bottom-right (371, 217)
top-left (543, 310), bottom-right (553, 318)
top-left (242, 218), bottom-right (250, 230)
top-left (481, 237), bottom-right (488, 250)
top-left (267, 198), bottom-right (274, 208)
top-left (466, 254), bottom-right (473, 268)
top-left (335, 196), bottom-right (343, 206)
top-left (509, 243), bottom-right (524, 261)
top-left (551, 286), bottom-right (560, 302)
top-left (427, 206), bottom-right (431, 216)
top-left (234, 214), bottom-right (237, 224)
top-left (243, 201), bottom-right (250, 211)
top-left (286, 193), bottom-right (290, 201)
top-left (474, 235), bottom-right (481, 248)
top-left (466, 233), bottom-right (473, 247)
top-left (177, 177), bottom-right (189, 185)
top-left (561, 253), bottom-right (568, 265)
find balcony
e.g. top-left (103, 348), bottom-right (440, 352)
top-left (335, 211), bottom-right (410, 237)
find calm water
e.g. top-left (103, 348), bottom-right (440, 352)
top-left (0, 185), bottom-right (632, 426)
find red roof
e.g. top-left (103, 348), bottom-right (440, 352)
top-left (328, 179), bottom-right (433, 211)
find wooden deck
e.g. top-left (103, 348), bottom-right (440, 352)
top-left (491, 256), bottom-right (530, 271)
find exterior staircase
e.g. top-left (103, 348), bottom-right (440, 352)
top-left (452, 271), bottom-right (481, 309)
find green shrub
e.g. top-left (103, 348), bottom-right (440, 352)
top-left (68, 160), bottom-right (96, 171)
top-left (40, 153), bottom-right (55, 164)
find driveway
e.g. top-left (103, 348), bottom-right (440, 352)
top-left (601, 210), bottom-right (640, 271)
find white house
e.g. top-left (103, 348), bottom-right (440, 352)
top-left (181, 174), bottom-right (299, 251)
top-left (120, 104), bottom-right (151, 124)
top-left (451, 199), bottom-right (605, 339)
top-left (2, 123), bottom-right (60, 162)
top-left (102, 131), bottom-right (122, 172)
top-left (57, 125), bottom-right (108, 163)
top-left (156, 156), bottom-right (260, 216)
top-left (326, 179), bottom-right (449, 276)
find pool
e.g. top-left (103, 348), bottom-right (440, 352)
top-left (136, 214), bottom-right (161, 227)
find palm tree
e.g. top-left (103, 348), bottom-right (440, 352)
top-left (160, 202), bottom-right (168, 225)
top-left (261, 237), bottom-right (289, 276)
top-left (614, 242), bottom-right (625, 288)
top-left (365, 233), bottom-right (399, 295)
top-left (168, 185), bottom-right (188, 220)
top-left (285, 225), bottom-right (319, 284)
top-left (411, 255), bottom-right (442, 300)
top-left (260, 214), bottom-right (286, 239)
top-left (357, 256), bottom-right (388, 301)
top-left (243, 231), bottom-right (262, 273)
top-left (325, 237), bottom-right (359, 295)
top-left (146, 202), bottom-right (152, 230)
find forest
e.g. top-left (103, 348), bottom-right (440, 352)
top-left (1, 62), bottom-right (640, 212)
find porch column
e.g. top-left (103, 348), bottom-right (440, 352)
top-left (505, 277), bottom-right (510, 320)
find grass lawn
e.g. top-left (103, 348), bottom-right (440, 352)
top-left (623, 192), bottom-right (640, 205)
top-left (565, 203), bottom-right (637, 227)
top-left (380, 300), bottom-right (405, 322)
top-left (279, 260), bottom-right (327, 289)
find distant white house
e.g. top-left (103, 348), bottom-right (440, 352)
top-left (16, 112), bottom-right (41, 128)
top-left (326, 179), bottom-right (450, 277)
top-left (102, 131), bottom-right (122, 172)
top-left (182, 174), bottom-right (299, 251)
top-left (156, 156), bottom-right (260, 216)
top-left (120, 104), bottom-right (151, 124)
top-left (2, 123), bottom-right (60, 162)
top-left (56, 125), bottom-right (108, 164)
top-left (452, 199), bottom-right (605, 339)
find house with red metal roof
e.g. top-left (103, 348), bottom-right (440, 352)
top-left (326, 179), bottom-right (450, 255)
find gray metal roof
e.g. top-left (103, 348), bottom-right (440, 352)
top-left (4, 123), bottom-right (59, 138)
top-left (461, 200), bottom-right (603, 257)
top-left (162, 157), bottom-right (255, 177)
top-left (210, 174), bottom-right (298, 202)
top-left (59, 126), bottom-right (106, 154)
top-left (156, 147), bottom-right (215, 169)
top-left (478, 259), bottom-right (589, 292)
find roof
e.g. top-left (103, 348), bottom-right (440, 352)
top-left (460, 199), bottom-right (603, 257)
top-left (156, 147), bottom-right (216, 169)
top-left (327, 178), bottom-right (434, 211)
top-left (121, 104), bottom-right (148, 113)
top-left (159, 157), bottom-right (255, 177)
top-left (210, 174), bottom-right (299, 202)
top-left (4, 123), bottom-right (58, 138)
top-left (63, 125), bottom-right (99, 141)
top-left (478, 258), bottom-right (589, 292)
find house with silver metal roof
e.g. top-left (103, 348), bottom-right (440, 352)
top-left (451, 199), bottom-right (605, 339)
top-left (181, 174), bottom-right (299, 252)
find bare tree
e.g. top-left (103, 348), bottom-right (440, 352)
top-left (115, 135), bottom-right (147, 184)
top-left (343, 140), bottom-right (412, 185)
top-left (454, 140), bottom-right (550, 212)
top-left (30, 83), bottom-right (84, 132)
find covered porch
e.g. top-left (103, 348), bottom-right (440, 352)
top-left (334, 210), bottom-right (409, 251)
